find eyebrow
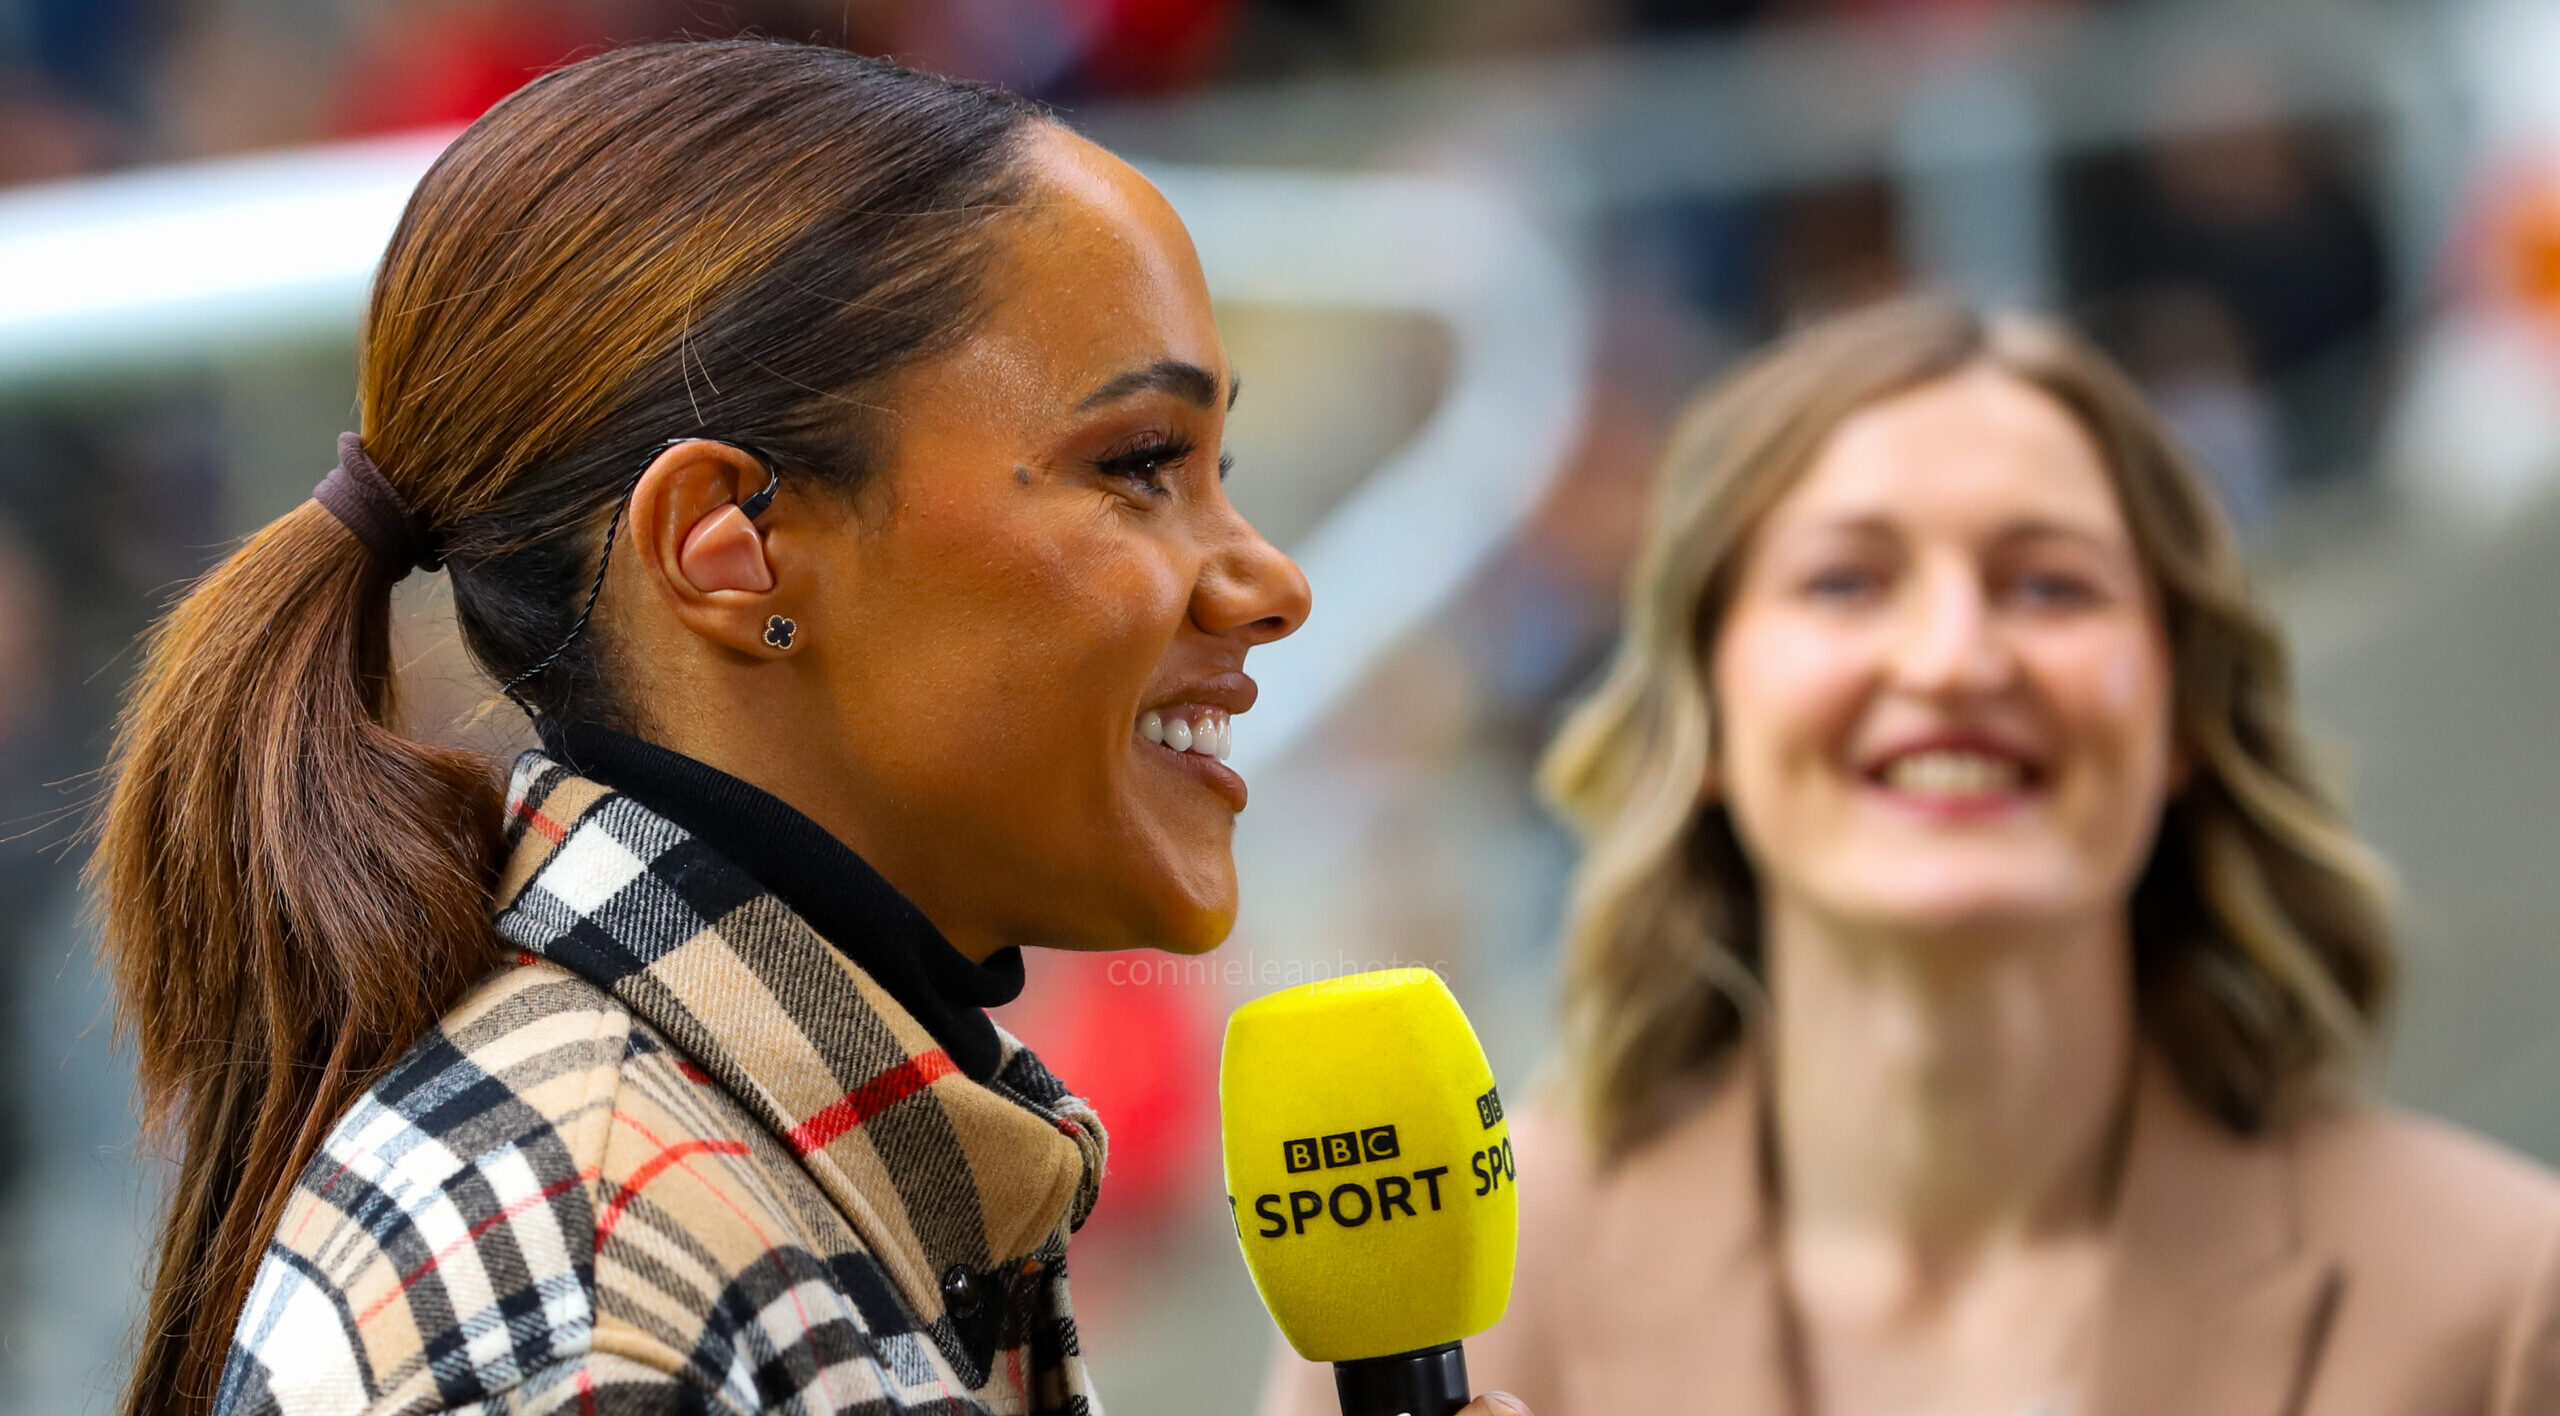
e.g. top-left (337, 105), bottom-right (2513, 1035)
top-left (1985, 517), bottom-right (2128, 555)
top-left (1077, 359), bottom-right (1241, 412)
top-left (1788, 513), bottom-right (2129, 555)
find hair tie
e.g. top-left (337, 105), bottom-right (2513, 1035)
top-left (313, 432), bottom-right (443, 577)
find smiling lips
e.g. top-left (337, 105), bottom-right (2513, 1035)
top-left (1879, 748), bottom-right (2025, 797)
top-left (1139, 706), bottom-right (1232, 761)
top-left (1862, 737), bottom-right (2044, 810)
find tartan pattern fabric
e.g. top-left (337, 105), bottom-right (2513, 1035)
top-left (219, 753), bottom-right (1109, 1416)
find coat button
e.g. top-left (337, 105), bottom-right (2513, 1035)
top-left (941, 1264), bottom-right (983, 1316)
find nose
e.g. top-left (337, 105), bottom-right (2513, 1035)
top-left (1193, 508), bottom-right (1312, 647)
top-left (1890, 562), bottom-right (2011, 698)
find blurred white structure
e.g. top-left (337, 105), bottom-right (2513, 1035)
top-left (2382, 0), bottom-right (2560, 526)
top-left (0, 133), bottom-right (454, 381)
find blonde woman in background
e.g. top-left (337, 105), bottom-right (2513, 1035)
top-left (1263, 299), bottom-right (2560, 1416)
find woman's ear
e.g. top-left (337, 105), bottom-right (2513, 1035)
top-left (628, 439), bottom-right (789, 653)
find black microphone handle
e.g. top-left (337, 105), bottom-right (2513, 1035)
top-left (1332, 1342), bottom-right (1469, 1416)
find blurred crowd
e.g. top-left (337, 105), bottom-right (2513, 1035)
top-left (0, 0), bottom-right (2399, 519)
top-left (8, 1), bottom-right (2168, 175)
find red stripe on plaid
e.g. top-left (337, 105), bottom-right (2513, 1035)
top-left (511, 798), bottom-right (568, 844)
top-left (674, 1059), bottom-right (713, 1085)
top-left (600, 1104), bottom-right (847, 1364)
top-left (596, 1138), bottom-right (752, 1242)
top-left (356, 1166), bottom-right (600, 1326)
top-left (577, 1363), bottom-right (598, 1416)
top-left (611, 1110), bottom-right (785, 1251)
top-left (295, 1153), bottom-right (366, 1245)
top-left (787, 1049), bottom-right (958, 1155)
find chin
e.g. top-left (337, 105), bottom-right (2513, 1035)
top-left (1131, 849), bottom-right (1238, 954)
top-left (1042, 887), bottom-right (1235, 956)
top-left (1851, 881), bottom-right (2094, 937)
top-left (1823, 839), bottom-right (2084, 920)
top-left (1146, 898), bottom-right (1237, 956)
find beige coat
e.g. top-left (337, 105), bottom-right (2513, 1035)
top-left (1260, 1058), bottom-right (2560, 1416)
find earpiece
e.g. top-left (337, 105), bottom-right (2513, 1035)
top-left (676, 504), bottom-right (775, 593)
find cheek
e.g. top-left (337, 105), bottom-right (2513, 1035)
top-left (829, 507), bottom-right (1191, 799)
top-left (1049, 548), bottom-right (1199, 782)
top-left (1712, 611), bottom-right (1869, 785)
top-left (2065, 629), bottom-right (2173, 760)
top-left (938, 516), bottom-right (1181, 697)
top-left (2034, 627), bottom-right (2179, 826)
top-left (943, 524), bottom-right (1201, 902)
top-left (2092, 632), bottom-right (2160, 721)
top-left (1000, 534), bottom-right (1179, 714)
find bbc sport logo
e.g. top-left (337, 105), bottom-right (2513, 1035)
top-left (1281, 1124), bottom-right (1401, 1173)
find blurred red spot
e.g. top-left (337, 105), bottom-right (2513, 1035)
top-left (996, 950), bottom-right (1218, 1235)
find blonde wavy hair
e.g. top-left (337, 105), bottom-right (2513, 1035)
top-left (1540, 298), bottom-right (2395, 1159)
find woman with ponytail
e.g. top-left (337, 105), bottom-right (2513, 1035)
top-left (92, 41), bottom-right (1323, 1416)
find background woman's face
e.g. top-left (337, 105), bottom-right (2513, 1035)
top-left (797, 126), bottom-right (1309, 956)
top-left (1710, 367), bottom-right (2178, 939)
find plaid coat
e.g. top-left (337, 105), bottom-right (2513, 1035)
top-left (219, 754), bottom-right (1110, 1416)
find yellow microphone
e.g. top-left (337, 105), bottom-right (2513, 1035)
top-left (1219, 968), bottom-right (1518, 1416)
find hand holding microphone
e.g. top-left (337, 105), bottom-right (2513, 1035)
top-left (1221, 969), bottom-right (1523, 1416)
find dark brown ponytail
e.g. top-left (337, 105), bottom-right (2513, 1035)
top-left (92, 41), bottom-right (1042, 1414)
top-left (96, 504), bottom-right (506, 1411)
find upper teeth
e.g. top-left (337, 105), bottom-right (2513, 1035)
top-left (1140, 708), bottom-right (1231, 761)
top-left (1882, 750), bottom-right (2021, 797)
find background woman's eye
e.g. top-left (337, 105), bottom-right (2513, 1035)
top-left (1803, 565), bottom-right (1881, 601)
top-left (2011, 570), bottom-right (2101, 608)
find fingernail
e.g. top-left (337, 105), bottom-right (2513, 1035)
top-left (1483, 1392), bottom-right (1528, 1416)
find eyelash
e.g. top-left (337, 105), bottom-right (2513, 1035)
top-left (1091, 437), bottom-right (1235, 490)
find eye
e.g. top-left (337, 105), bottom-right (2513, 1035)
top-left (1092, 435), bottom-right (1195, 492)
top-left (2008, 569), bottom-right (2102, 609)
top-left (1802, 564), bottom-right (1883, 602)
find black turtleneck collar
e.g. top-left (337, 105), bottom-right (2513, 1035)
top-left (533, 721), bottom-right (1024, 1081)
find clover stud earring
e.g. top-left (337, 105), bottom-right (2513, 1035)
top-left (763, 615), bottom-right (797, 650)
